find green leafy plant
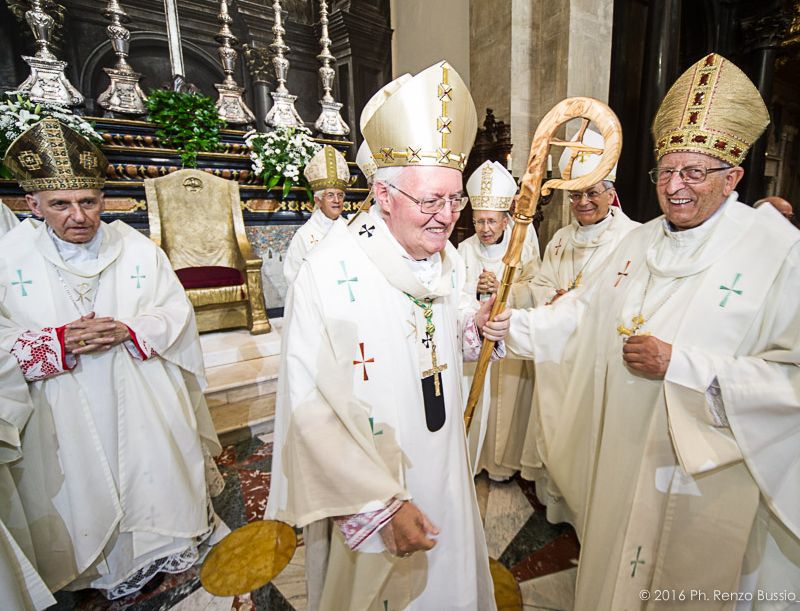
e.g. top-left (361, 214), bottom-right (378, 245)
top-left (246, 126), bottom-right (321, 200)
top-left (0, 93), bottom-right (102, 179)
top-left (145, 89), bottom-right (225, 168)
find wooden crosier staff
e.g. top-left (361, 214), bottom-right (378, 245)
top-left (464, 97), bottom-right (622, 432)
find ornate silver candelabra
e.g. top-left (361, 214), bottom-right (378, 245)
top-left (214, 0), bottom-right (255, 126)
top-left (97, 0), bottom-right (147, 116)
top-left (264, 0), bottom-right (304, 128)
top-left (314, 0), bottom-right (349, 135)
top-left (12, 0), bottom-right (83, 107)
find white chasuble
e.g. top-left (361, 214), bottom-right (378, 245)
top-left (546, 197), bottom-right (800, 609)
top-left (0, 354), bottom-right (55, 611)
top-left (268, 207), bottom-right (494, 610)
top-left (0, 219), bottom-right (221, 593)
top-left (0, 200), bottom-right (19, 238)
top-left (458, 226), bottom-right (540, 477)
top-left (283, 208), bottom-right (343, 285)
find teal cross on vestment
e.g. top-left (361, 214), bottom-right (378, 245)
top-left (11, 269), bottom-right (32, 297)
top-left (337, 260), bottom-right (358, 302)
top-left (368, 417), bottom-right (383, 436)
top-left (719, 272), bottom-right (743, 307)
top-left (630, 546), bottom-right (645, 577)
top-left (131, 265), bottom-right (146, 289)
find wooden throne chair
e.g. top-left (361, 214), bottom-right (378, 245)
top-left (144, 169), bottom-right (270, 335)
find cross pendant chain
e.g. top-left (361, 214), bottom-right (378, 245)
top-left (617, 272), bottom-right (683, 338)
top-left (617, 313), bottom-right (649, 337)
top-left (407, 293), bottom-right (448, 397)
top-left (53, 265), bottom-right (99, 317)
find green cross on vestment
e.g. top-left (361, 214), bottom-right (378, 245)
top-left (718, 272), bottom-right (743, 307)
top-left (630, 546), bottom-right (645, 577)
top-left (11, 269), bottom-right (32, 297)
top-left (131, 265), bottom-right (146, 289)
top-left (368, 417), bottom-right (383, 436)
top-left (337, 261), bottom-right (358, 302)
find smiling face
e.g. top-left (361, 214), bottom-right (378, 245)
top-left (568, 181), bottom-right (615, 226)
top-left (656, 152), bottom-right (743, 230)
top-left (26, 188), bottom-right (105, 243)
top-left (316, 188), bottom-right (345, 220)
top-left (473, 210), bottom-right (508, 245)
top-left (374, 166), bottom-right (463, 260)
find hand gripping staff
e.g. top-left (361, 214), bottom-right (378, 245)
top-left (463, 97), bottom-right (622, 433)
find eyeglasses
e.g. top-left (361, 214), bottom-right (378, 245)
top-left (473, 218), bottom-right (499, 228)
top-left (322, 191), bottom-right (345, 202)
top-left (648, 166), bottom-right (729, 185)
top-left (387, 183), bottom-right (468, 214)
top-left (567, 186), bottom-right (612, 203)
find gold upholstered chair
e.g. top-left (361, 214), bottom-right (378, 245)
top-left (144, 169), bottom-right (270, 335)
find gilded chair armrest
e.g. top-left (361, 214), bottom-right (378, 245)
top-left (243, 260), bottom-right (270, 334)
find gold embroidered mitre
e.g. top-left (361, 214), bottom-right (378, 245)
top-left (652, 53), bottom-right (769, 165)
top-left (3, 117), bottom-right (107, 193)
top-left (361, 61), bottom-right (477, 172)
top-left (467, 160), bottom-right (516, 211)
top-left (304, 145), bottom-right (350, 191)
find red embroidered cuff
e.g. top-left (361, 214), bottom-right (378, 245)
top-left (125, 325), bottom-right (158, 360)
top-left (333, 499), bottom-right (404, 551)
top-left (11, 327), bottom-right (74, 381)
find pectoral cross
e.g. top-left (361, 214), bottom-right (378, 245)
top-left (567, 271), bottom-right (583, 291)
top-left (617, 313), bottom-right (650, 337)
top-left (422, 348), bottom-right (448, 397)
top-left (75, 282), bottom-right (94, 306)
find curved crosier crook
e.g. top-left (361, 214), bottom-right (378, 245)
top-left (464, 97), bottom-right (622, 432)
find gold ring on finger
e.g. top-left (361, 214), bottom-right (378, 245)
top-left (79, 340), bottom-right (87, 347)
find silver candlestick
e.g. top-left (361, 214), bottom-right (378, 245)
top-left (97, 0), bottom-right (147, 116)
top-left (313, 0), bottom-right (349, 135)
top-left (214, 0), bottom-right (255, 126)
top-left (12, 0), bottom-right (83, 107)
top-left (264, 0), bottom-right (304, 128)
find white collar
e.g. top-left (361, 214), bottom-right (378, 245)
top-left (47, 224), bottom-right (104, 265)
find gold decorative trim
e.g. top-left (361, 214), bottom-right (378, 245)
top-left (470, 195), bottom-right (513, 211)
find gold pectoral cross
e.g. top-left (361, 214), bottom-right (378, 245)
top-left (422, 348), bottom-right (448, 397)
top-left (75, 282), bottom-right (94, 306)
top-left (616, 314), bottom-right (651, 337)
top-left (567, 271), bottom-right (583, 291)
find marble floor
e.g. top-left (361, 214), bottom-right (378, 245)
top-left (52, 435), bottom-right (579, 611)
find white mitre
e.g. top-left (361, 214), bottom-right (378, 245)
top-left (466, 160), bottom-right (517, 212)
top-left (558, 128), bottom-right (617, 182)
top-left (356, 140), bottom-right (377, 182)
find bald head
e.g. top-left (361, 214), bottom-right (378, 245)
top-left (755, 196), bottom-right (794, 221)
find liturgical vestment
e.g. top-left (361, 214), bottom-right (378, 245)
top-left (520, 206), bottom-right (638, 526)
top-left (268, 207), bottom-right (495, 610)
top-left (458, 225), bottom-right (540, 478)
top-left (0, 219), bottom-right (221, 594)
top-left (283, 208), bottom-right (343, 284)
top-left (0, 353), bottom-right (55, 611)
top-left (512, 196), bottom-right (800, 609)
top-left (0, 200), bottom-right (19, 237)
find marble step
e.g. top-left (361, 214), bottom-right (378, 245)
top-left (209, 392), bottom-right (276, 445)
top-left (204, 353), bottom-right (281, 408)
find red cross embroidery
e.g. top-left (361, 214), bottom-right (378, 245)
top-left (553, 238), bottom-right (563, 255)
top-left (353, 342), bottom-right (375, 381)
top-left (614, 260), bottom-right (631, 287)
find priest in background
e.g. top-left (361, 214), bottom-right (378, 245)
top-left (267, 61), bottom-right (509, 610)
top-left (0, 200), bottom-right (19, 236)
top-left (510, 53), bottom-right (800, 608)
top-left (518, 130), bottom-right (638, 529)
top-left (0, 352), bottom-right (55, 611)
top-left (0, 117), bottom-right (223, 599)
top-left (459, 160), bottom-right (540, 480)
top-left (283, 145), bottom-right (350, 284)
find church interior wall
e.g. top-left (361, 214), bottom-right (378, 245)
top-left (390, 0), bottom-right (470, 84)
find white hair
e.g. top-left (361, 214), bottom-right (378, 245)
top-left (313, 189), bottom-right (325, 200)
top-left (373, 166), bottom-right (408, 187)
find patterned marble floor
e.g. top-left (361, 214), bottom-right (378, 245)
top-left (52, 435), bottom-right (579, 611)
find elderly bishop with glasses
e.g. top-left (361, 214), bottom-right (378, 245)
top-left (267, 61), bottom-right (509, 610)
top-left (507, 53), bottom-right (800, 607)
top-left (283, 145), bottom-right (351, 284)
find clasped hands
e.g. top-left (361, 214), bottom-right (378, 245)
top-left (477, 269), bottom-right (499, 295)
top-left (64, 312), bottom-right (131, 355)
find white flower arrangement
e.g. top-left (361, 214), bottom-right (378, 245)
top-left (1, 93), bottom-right (103, 178)
top-left (245, 125), bottom-right (321, 199)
